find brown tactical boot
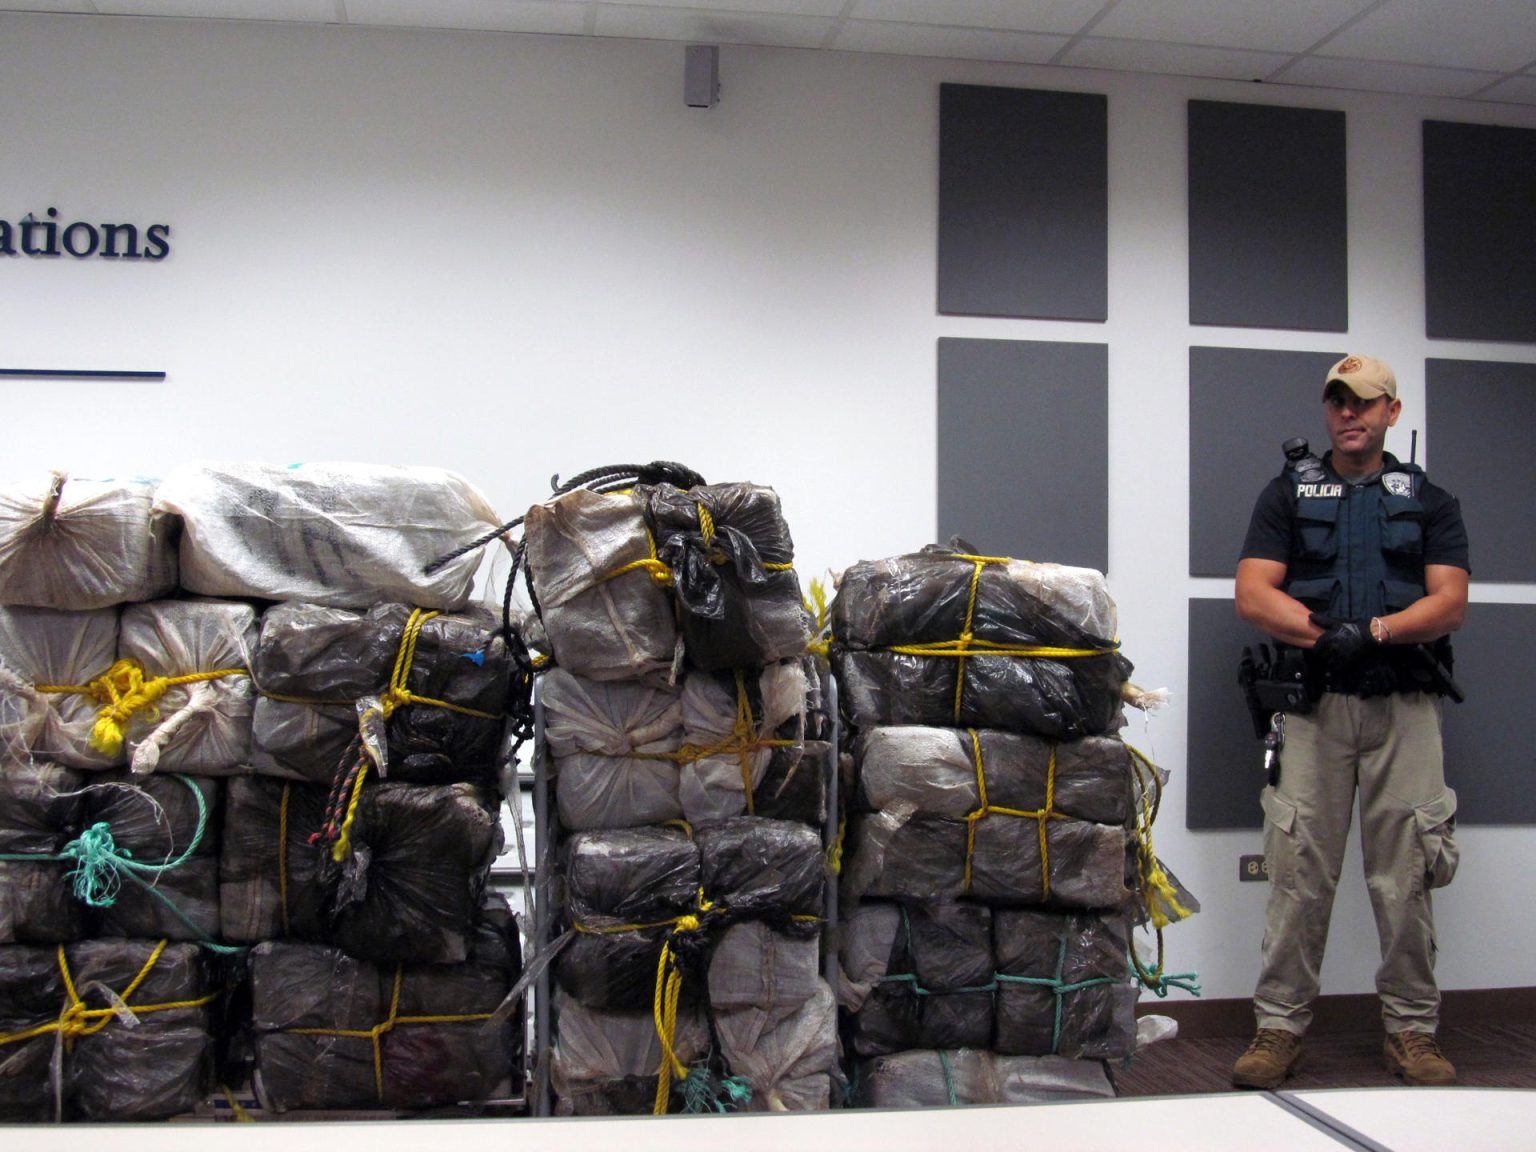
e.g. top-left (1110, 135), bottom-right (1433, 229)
top-left (1232, 1028), bottom-right (1303, 1089)
top-left (1384, 1031), bottom-right (1457, 1086)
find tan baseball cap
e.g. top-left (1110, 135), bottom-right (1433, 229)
top-left (1324, 354), bottom-right (1396, 401)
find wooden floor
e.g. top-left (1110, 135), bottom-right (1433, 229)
top-left (1111, 1021), bottom-right (1536, 1096)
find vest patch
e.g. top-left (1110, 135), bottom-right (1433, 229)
top-left (1382, 472), bottom-right (1415, 497)
top-left (1296, 482), bottom-right (1344, 498)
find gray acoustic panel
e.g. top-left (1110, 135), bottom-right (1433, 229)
top-left (1440, 603), bottom-right (1536, 825)
top-left (1188, 346), bottom-right (1343, 577)
top-left (1187, 598), bottom-right (1272, 830)
top-left (938, 83), bottom-right (1107, 321)
top-left (1426, 358), bottom-right (1536, 582)
top-left (937, 337), bottom-right (1108, 571)
top-left (1188, 100), bottom-right (1348, 332)
top-left (1424, 120), bottom-right (1536, 343)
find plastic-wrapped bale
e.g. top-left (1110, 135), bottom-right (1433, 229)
top-left (250, 602), bottom-right (511, 786)
top-left (251, 901), bottom-right (521, 1113)
top-left (708, 921), bottom-right (837, 1111)
top-left (0, 605), bottom-right (121, 769)
top-left (0, 939), bottom-right (213, 1121)
top-left (151, 461), bottom-right (502, 611)
top-left (0, 761), bottom-right (85, 944)
top-left (852, 1050), bottom-right (1114, 1108)
top-left (843, 727), bottom-right (1134, 911)
top-left (679, 657), bottom-right (824, 825)
top-left (844, 813), bottom-right (1130, 910)
top-left (326, 781), bottom-right (502, 966)
top-left (524, 488), bottom-right (679, 684)
top-left (641, 481), bottom-right (811, 672)
top-left (555, 826), bottom-right (701, 1011)
top-left (839, 901), bottom-right (993, 1056)
top-left (82, 772), bottom-right (222, 942)
top-left (696, 817), bottom-right (824, 931)
top-left (543, 667), bottom-right (685, 832)
top-left (993, 909), bottom-right (1136, 1059)
top-left (550, 991), bottom-right (709, 1116)
top-left (116, 599), bottom-right (257, 776)
top-left (831, 549), bottom-right (1131, 739)
top-left (0, 472), bottom-right (177, 611)
top-left (219, 776), bottom-right (330, 944)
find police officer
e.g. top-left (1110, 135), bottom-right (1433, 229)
top-left (1231, 354), bottom-right (1469, 1089)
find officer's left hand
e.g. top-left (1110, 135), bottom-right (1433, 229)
top-left (1309, 613), bottom-right (1370, 665)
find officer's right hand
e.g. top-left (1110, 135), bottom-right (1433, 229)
top-left (1309, 613), bottom-right (1369, 665)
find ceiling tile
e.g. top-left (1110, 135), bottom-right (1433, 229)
top-left (593, 5), bottom-right (834, 48)
top-left (0, 1), bottom-right (94, 12)
top-left (1473, 74), bottom-right (1536, 106)
top-left (1278, 55), bottom-right (1502, 99)
top-left (93, 0), bottom-right (336, 20)
top-left (833, 19), bottom-right (1068, 64)
top-left (1094, 0), bottom-right (1376, 52)
top-left (848, 0), bottom-right (1109, 37)
top-left (1321, 0), bottom-right (1536, 73)
top-left (1062, 35), bottom-right (1293, 81)
top-left (344, 0), bottom-right (588, 35)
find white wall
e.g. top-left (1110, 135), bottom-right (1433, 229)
top-left (3, 12), bottom-right (1533, 1002)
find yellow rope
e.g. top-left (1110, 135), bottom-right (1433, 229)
top-left (0, 941), bottom-right (216, 1051)
top-left (1128, 744), bottom-right (1191, 931)
top-left (37, 659), bottom-right (250, 758)
top-left (286, 966), bottom-right (496, 1104)
top-left (219, 1084), bottom-right (254, 1122)
top-left (960, 729), bottom-right (1066, 900)
top-left (329, 608), bottom-right (502, 861)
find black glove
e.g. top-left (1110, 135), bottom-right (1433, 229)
top-left (1309, 613), bottom-right (1369, 666)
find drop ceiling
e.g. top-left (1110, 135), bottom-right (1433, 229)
top-left (4, 0), bottom-right (1535, 105)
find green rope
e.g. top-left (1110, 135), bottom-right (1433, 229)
top-left (937, 1049), bottom-right (957, 1106)
top-left (0, 775), bottom-right (243, 957)
top-left (677, 1065), bottom-right (754, 1114)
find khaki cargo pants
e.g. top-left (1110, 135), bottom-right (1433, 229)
top-left (1253, 691), bottom-right (1459, 1036)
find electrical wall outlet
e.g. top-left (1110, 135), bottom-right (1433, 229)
top-left (1239, 854), bottom-right (1269, 882)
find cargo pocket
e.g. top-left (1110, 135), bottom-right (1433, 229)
top-left (1414, 788), bottom-right (1459, 890)
top-left (1260, 787), bottom-right (1298, 890)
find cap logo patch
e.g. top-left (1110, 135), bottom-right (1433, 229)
top-left (1338, 356), bottom-right (1364, 374)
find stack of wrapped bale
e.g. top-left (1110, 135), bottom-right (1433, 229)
top-left (147, 461), bottom-right (526, 1115)
top-left (0, 473), bottom-right (223, 1121)
top-left (523, 467), bottom-right (838, 1114)
top-left (0, 462), bottom-right (526, 1120)
top-left (831, 545), bottom-right (1175, 1107)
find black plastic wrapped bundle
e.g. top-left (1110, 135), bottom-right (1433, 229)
top-left (219, 776), bottom-right (330, 944)
top-left (967, 818), bottom-right (1132, 910)
top-left (251, 897), bottom-right (521, 1113)
top-left (0, 605), bottom-right (121, 769)
top-left (524, 488), bottom-right (679, 685)
top-left (555, 826), bottom-right (701, 1011)
top-left (841, 901), bottom-right (994, 1056)
top-left (831, 550), bottom-right (1131, 739)
top-left (844, 813), bottom-right (967, 905)
top-left (0, 762), bottom-right (85, 943)
top-left (116, 599), bottom-right (257, 776)
top-left (80, 772), bottom-right (222, 942)
top-left (851, 1050), bottom-right (1114, 1108)
top-left (542, 667), bottom-right (685, 832)
top-left (695, 818), bottom-right (824, 930)
top-left (250, 602), bottom-right (510, 786)
top-left (854, 727), bottom-right (1134, 826)
top-left (641, 482), bottom-right (811, 672)
top-left (0, 944), bottom-right (63, 1120)
top-left (679, 660), bottom-right (815, 825)
top-left (0, 939), bottom-right (213, 1121)
top-left (326, 781), bottom-right (502, 966)
top-left (0, 473), bottom-right (179, 611)
top-left (549, 992), bottom-right (710, 1116)
top-left (992, 909), bottom-right (1136, 1059)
